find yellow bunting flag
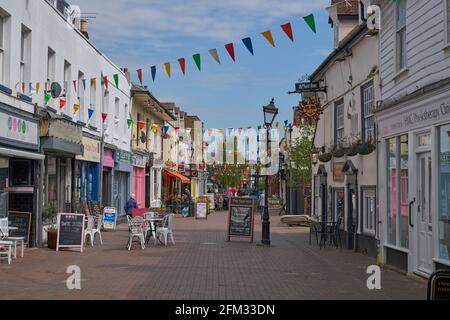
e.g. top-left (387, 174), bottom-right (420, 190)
top-left (261, 30), bottom-right (275, 47)
top-left (73, 103), bottom-right (80, 114)
top-left (164, 62), bottom-right (171, 78)
top-left (91, 77), bottom-right (97, 91)
top-left (36, 82), bottom-right (40, 94)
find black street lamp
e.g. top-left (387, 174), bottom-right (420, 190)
top-left (261, 98), bottom-right (278, 246)
top-left (189, 145), bottom-right (195, 216)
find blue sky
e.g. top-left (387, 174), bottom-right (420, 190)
top-left (72, 0), bottom-right (332, 129)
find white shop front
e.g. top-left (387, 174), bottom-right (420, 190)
top-left (377, 85), bottom-right (450, 276)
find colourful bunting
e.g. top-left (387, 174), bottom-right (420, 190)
top-left (73, 103), bottom-right (80, 114)
top-left (137, 69), bottom-right (143, 85)
top-left (138, 121), bottom-right (145, 130)
top-left (208, 48), bottom-right (221, 64)
top-left (59, 97), bottom-right (66, 109)
top-left (193, 53), bottom-right (201, 71)
top-left (88, 107), bottom-right (94, 120)
top-left (151, 66), bottom-right (157, 82)
top-left (73, 80), bottom-right (77, 92)
top-left (303, 14), bottom-right (317, 33)
top-left (45, 82), bottom-right (49, 92)
top-left (44, 92), bottom-right (51, 104)
top-left (178, 58), bottom-right (186, 75)
top-left (91, 78), bottom-right (97, 91)
top-left (82, 79), bottom-right (86, 91)
top-left (36, 82), bottom-right (40, 94)
top-left (225, 43), bottom-right (235, 62)
top-left (242, 37), bottom-right (254, 55)
top-left (22, 82), bottom-right (25, 94)
top-left (103, 76), bottom-right (109, 90)
top-left (29, 83), bottom-right (32, 94)
top-left (127, 119), bottom-right (133, 129)
top-left (261, 30), bottom-right (275, 47)
top-left (281, 22), bottom-right (294, 42)
top-left (163, 125), bottom-right (169, 134)
top-left (101, 112), bottom-right (107, 122)
top-left (113, 74), bottom-right (119, 88)
top-left (164, 62), bottom-right (171, 78)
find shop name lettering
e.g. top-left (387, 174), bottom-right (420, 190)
top-left (7, 116), bottom-right (29, 135)
top-left (403, 102), bottom-right (450, 126)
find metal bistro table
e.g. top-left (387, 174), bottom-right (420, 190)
top-left (144, 215), bottom-right (164, 245)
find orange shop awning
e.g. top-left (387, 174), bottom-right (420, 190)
top-left (164, 169), bottom-right (190, 184)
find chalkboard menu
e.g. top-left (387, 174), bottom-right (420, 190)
top-left (56, 213), bottom-right (85, 252)
top-left (227, 197), bottom-right (255, 242)
top-left (8, 211), bottom-right (32, 245)
top-left (428, 271), bottom-right (450, 300)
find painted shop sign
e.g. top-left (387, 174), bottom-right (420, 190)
top-left (132, 154), bottom-right (147, 168)
top-left (115, 149), bottom-right (133, 164)
top-left (76, 136), bottom-right (100, 163)
top-left (381, 100), bottom-right (450, 136)
top-left (0, 111), bottom-right (38, 147)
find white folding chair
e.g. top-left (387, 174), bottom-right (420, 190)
top-left (0, 218), bottom-right (13, 264)
top-left (85, 215), bottom-right (103, 246)
top-left (127, 216), bottom-right (145, 251)
top-left (155, 213), bottom-right (175, 246)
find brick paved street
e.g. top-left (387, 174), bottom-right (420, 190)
top-left (0, 211), bottom-right (426, 300)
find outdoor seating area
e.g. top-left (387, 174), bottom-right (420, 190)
top-left (0, 218), bottom-right (26, 265)
top-left (308, 216), bottom-right (343, 249)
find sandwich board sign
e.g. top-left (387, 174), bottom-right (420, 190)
top-left (8, 211), bottom-right (32, 246)
top-left (56, 213), bottom-right (85, 252)
top-left (226, 197), bottom-right (255, 242)
top-left (196, 201), bottom-right (208, 220)
top-left (428, 270), bottom-right (450, 300)
top-left (103, 207), bottom-right (117, 230)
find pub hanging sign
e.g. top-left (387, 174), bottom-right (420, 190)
top-left (295, 81), bottom-right (326, 93)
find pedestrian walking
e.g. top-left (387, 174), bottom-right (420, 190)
top-left (124, 194), bottom-right (138, 218)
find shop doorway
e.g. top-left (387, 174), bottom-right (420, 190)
top-left (416, 152), bottom-right (433, 274)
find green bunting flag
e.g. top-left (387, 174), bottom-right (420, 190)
top-left (303, 14), bottom-right (317, 34)
top-left (113, 74), bottom-right (119, 88)
top-left (127, 119), bottom-right (133, 129)
top-left (193, 53), bottom-right (201, 71)
top-left (44, 92), bottom-right (51, 104)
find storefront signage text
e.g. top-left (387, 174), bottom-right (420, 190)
top-left (0, 111), bottom-right (38, 147)
top-left (115, 150), bottom-right (133, 164)
top-left (76, 137), bottom-right (100, 163)
top-left (133, 154), bottom-right (147, 168)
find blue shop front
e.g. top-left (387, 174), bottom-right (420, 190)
top-left (114, 149), bottom-right (133, 217)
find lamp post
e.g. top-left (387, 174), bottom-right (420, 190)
top-left (261, 98), bottom-right (278, 246)
top-left (189, 145), bottom-right (195, 216)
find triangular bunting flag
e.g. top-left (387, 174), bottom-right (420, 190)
top-left (208, 48), bottom-right (221, 64)
top-left (193, 53), bottom-right (201, 71)
top-left (242, 37), bottom-right (254, 55)
top-left (137, 69), bottom-right (143, 85)
top-left (101, 112), bottom-right (107, 122)
top-left (281, 22), bottom-right (294, 42)
top-left (151, 66), bottom-right (157, 82)
top-left (73, 80), bottom-right (77, 92)
top-left (29, 83), bottom-right (32, 94)
top-left (88, 107), bottom-right (94, 120)
top-left (36, 82), bottom-right (40, 94)
top-left (73, 103), bottom-right (80, 114)
top-left (44, 92), bottom-right (51, 104)
top-left (113, 74), bottom-right (119, 88)
top-left (303, 14), bottom-right (317, 33)
top-left (127, 119), bottom-right (133, 129)
top-left (22, 82), bottom-right (25, 94)
top-left (225, 43), bottom-right (235, 62)
top-left (103, 76), bottom-right (109, 90)
top-left (82, 79), bottom-right (86, 91)
top-left (261, 30), bottom-right (275, 47)
top-left (59, 98), bottom-right (66, 109)
top-left (91, 78), bottom-right (97, 91)
top-left (164, 62), bottom-right (171, 78)
top-left (178, 58), bottom-right (186, 75)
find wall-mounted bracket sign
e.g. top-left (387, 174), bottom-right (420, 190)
top-left (293, 81), bottom-right (327, 93)
top-left (56, 213), bottom-right (85, 252)
top-left (226, 197), bottom-right (255, 243)
top-left (428, 270), bottom-right (450, 300)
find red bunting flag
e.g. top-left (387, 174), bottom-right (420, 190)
top-left (103, 76), bottom-right (109, 90)
top-left (138, 121), bottom-right (145, 130)
top-left (225, 43), bottom-right (235, 61)
top-left (102, 112), bottom-right (108, 122)
top-left (178, 58), bottom-right (186, 75)
top-left (22, 82), bottom-right (25, 93)
top-left (281, 22), bottom-right (294, 42)
top-left (137, 69), bottom-right (143, 85)
top-left (59, 97), bottom-right (66, 109)
top-left (73, 80), bottom-right (77, 92)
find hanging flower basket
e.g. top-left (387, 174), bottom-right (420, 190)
top-left (345, 145), bottom-right (358, 157)
top-left (356, 142), bottom-right (376, 155)
top-left (318, 152), bottom-right (332, 163)
top-left (332, 147), bottom-right (346, 158)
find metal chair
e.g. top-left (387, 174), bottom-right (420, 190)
top-left (308, 218), bottom-right (322, 246)
top-left (0, 217), bottom-right (23, 259)
top-left (155, 213), bottom-right (175, 246)
top-left (127, 216), bottom-right (145, 250)
top-left (85, 215), bottom-right (103, 246)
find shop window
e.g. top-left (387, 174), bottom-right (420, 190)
top-left (47, 157), bottom-right (57, 207)
top-left (361, 81), bottom-right (375, 142)
top-left (9, 159), bottom-right (33, 186)
top-left (386, 135), bottom-right (409, 248)
top-left (333, 189), bottom-right (344, 223)
top-left (362, 189), bottom-right (376, 235)
top-left (439, 124), bottom-right (450, 261)
top-left (0, 157), bottom-right (8, 218)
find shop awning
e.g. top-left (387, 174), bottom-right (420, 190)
top-left (0, 147), bottom-right (45, 160)
top-left (164, 169), bottom-right (190, 184)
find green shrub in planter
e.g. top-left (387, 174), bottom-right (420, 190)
top-left (318, 152), bottom-right (332, 163)
top-left (346, 145), bottom-right (358, 157)
top-left (357, 143), bottom-right (376, 155)
top-left (333, 148), bottom-right (346, 158)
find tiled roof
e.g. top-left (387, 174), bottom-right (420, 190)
top-left (331, 0), bottom-right (359, 16)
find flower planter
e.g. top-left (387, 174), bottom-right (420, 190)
top-left (332, 148), bottom-right (346, 158)
top-left (356, 143), bottom-right (376, 155)
top-left (47, 230), bottom-right (58, 250)
top-left (346, 146), bottom-right (358, 157)
top-left (318, 153), bottom-right (332, 163)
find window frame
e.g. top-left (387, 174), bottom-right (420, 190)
top-left (334, 99), bottom-right (345, 145)
top-left (395, 0), bottom-right (407, 71)
top-left (362, 187), bottom-right (376, 236)
top-left (361, 80), bottom-right (375, 143)
top-left (445, 0), bottom-right (450, 47)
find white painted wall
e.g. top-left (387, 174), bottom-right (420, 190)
top-left (0, 0), bottom-right (132, 151)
